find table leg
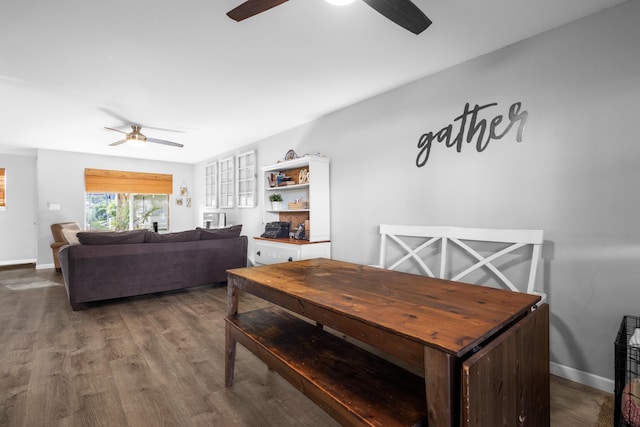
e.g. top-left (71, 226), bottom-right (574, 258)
top-left (225, 277), bottom-right (240, 387)
top-left (424, 346), bottom-right (459, 427)
top-left (225, 322), bottom-right (236, 387)
top-left (227, 278), bottom-right (239, 317)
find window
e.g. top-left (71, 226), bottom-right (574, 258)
top-left (219, 157), bottom-right (235, 208)
top-left (85, 193), bottom-right (170, 231)
top-left (205, 162), bottom-right (218, 208)
top-left (84, 169), bottom-right (172, 231)
top-left (0, 168), bottom-right (5, 210)
top-left (236, 151), bottom-right (256, 208)
top-left (133, 194), bottom-right (169, 230)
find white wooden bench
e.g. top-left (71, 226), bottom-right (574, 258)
top-left (376, 224), bottom-right (546, 305)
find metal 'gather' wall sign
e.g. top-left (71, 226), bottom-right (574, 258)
top-left (415, 101), bottom-right (528, 167)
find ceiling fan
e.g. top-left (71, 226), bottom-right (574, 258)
top-left (104, 125), bottom-right (184, 148)
top-left (227, 0), bottom-right (432, 35)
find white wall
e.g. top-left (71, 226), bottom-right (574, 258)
top-left (35, 149), bottom-right (197, 267)
top-left (198, 1), bottom-right (640, 389)
top-left (0, 152), bottom-right (37, 264)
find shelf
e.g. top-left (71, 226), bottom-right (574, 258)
top-left (262, 156), bottom-right (330, 172)
top-left (262, 156), bottom-right (330, 245)
top-left (225, 306), bottom-right (427, 426)
top-left (266, 183), bottom-right (309, 191)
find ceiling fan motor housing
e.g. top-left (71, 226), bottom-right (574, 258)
top-left (127, 125), bottom-right (147, 146)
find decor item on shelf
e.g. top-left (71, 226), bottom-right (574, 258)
top-left (284, 149), bottom-right (298, 161)
top-left (276, 172), bottom-right (295, 186)
top-left (293, 222), bottom-right (306, 240)
top-left (269, 193), bottom-right (283, 210)
top-left (288, 198), bottom-right (303, 210)
top-left (261, 221), bottom-right (290, 239)
top-left (268, 173), bottom-right (278, 187)
top-left (298, 168), bottom-right (309, 184)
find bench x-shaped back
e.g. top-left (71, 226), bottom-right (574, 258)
top-left (378, 224), bottom-right (546, 304)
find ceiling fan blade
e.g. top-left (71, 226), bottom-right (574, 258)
top-left (100, 108), bottom-right (185, 133)
top-left (109, 139), bottom-right (127, 146)
top-left (147, 138), bottom-right (184, 148)
top-left (227, 0), bottom-right (289, 21)
top-left (100, 108), bottom-right (134, 126)
top-left (134, 124), bottom-right (185, 134)
top-left (361, 0), bottom-right (432, 34)
top-left (104, 126), bottom-right (128, 134)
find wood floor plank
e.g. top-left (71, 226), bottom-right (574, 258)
top-left (0, 266), bottom-right (610, 427)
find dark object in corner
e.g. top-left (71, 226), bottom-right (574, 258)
top-left (293, 222), bottom-right (305, 240)
top-left (261, 221), bottom-right (289, 239)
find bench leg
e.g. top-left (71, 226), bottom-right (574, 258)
top-left (225, 322), bottom-right (237, 387)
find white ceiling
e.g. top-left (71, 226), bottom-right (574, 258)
top-left (0, 0), bottom-right (626, 164)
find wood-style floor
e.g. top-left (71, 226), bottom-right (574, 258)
top-left (0, 265), bottom-right (610, 426)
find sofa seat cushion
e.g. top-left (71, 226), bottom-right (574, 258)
top-left (145, 229), bottom-right (201, 243)
top-left (198, 224), bottom-right (242, 240)
top-left (77, 230), bottom-right (147, 245)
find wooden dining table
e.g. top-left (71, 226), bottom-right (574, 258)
top-left (224, 258), bottom-right (549, 427)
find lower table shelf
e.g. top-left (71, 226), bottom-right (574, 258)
top-left (225, 306), bottom-right (427, 427)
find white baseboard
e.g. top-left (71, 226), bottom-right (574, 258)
top-left (0, 258), bottom-right (36, 267)
top-left (550, 361), bottom-right (614, 393)
top-left (36, 262), bottom-right (55, 270)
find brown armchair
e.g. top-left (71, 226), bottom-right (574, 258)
top-left (50, 222), bottom-right (80, 271)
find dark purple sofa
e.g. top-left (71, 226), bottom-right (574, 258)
top-left (58, 226), bottom-right (247, 310)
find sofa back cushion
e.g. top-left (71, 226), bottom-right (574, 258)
top-left (50, 222), bottom-right (81, 243)
top-left (145, 229), bottom-right (201, 243)
top-left (61, 228), bottom-right (81, 245)
top-left (198, 224), bottom-right (242, 240)
top-left (77, 230), bottom-right (147, 245)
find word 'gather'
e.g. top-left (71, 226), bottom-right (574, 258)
top-left (416, 101), bottom-right (528, 167)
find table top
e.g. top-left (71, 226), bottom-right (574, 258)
top-left (228, 258), bottom-right (540, 357)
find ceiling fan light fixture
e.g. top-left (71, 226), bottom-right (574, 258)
top-left (325, 0), bottom-right (355, 5)
top-left (126, 134), bottom-right (146, 148)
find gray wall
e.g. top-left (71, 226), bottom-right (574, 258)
top-left (0, 152), bottom-right (37, 264)
top-left (35, 149), bottom-right (197, 267)
top-left (199, 1), bottom-right (640, 390)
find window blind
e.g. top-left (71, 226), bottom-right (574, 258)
top-left (84, 168), bottom-right (173, 194)
top-left (0, 168), bottom-right (5, 207)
